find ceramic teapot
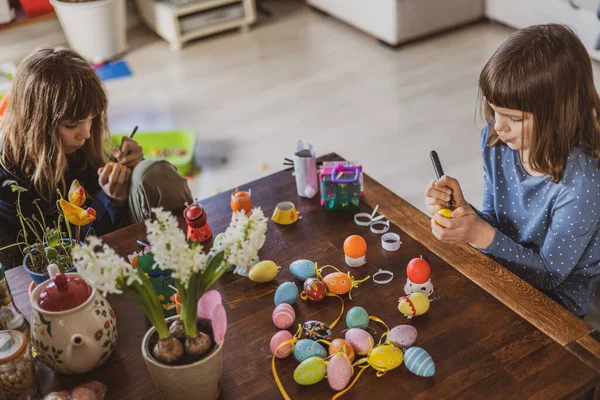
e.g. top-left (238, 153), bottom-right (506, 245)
top-left (30, 264), bottom-right (117, 375)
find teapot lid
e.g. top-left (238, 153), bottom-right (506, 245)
top-left (38, 264), bottom-right (92, 312)
top-left (0, 331), bottom-right (26, 364)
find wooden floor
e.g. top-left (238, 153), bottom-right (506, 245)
top-left (105, 0), bottom-right (600, 327)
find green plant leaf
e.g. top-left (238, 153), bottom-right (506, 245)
top-left (46, 230), bottom-right (60, 248)
top-left (10, 184), bottom-right (27, 193)
top-left (197, 250), bottom-right (226, 294)
top-left (57, 350), bottom-right (63, 355)
top-left (44, 247), bottom-right (59, 261)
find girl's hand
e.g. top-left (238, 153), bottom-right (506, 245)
top-left (98, 163), bottom-right (131, 207)
top-left (111, 137), bottom-right (143, 168)
top-left (431, 204), bottom-right (496, 248)
top-left (425, 175), bottom-right (467, 215)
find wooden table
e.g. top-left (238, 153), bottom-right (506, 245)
top-left (7, 154), bottom-right (600, 399)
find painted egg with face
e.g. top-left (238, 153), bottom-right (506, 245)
top-left (274, 282), bottom-right (298, 306)
top-left (346, 306), bottom-right (369, 329)
top-left (389, 325), bottom-right (418, 349)
top-left (294, 339), bottom-right (328, 362)
top-left (398, 292), bottom-right (430, 318)
top-left (406, 257), bottom-right (431, 284)
top-left (290, 259), bottom-right (317, 280)
top-left (328, 339), bottom-right (355, 362)
top-left (248, 260), bottom-right (279, 283)
top-left (404, 277), bottom-right (434, 298)
top-left (327, 353), bottom-right (354, 391)
top-left (272, 304), bottom-right (295, 329)
top-left (345, 328), bottom-right (374, 356)
top-left (323, 272), bottom-right (352, 295)
top-left (293, 356), bottom-right (327, 385)
top-left (368, 344), bottom-right (404, 373)
top-left (404, 347), bottom-right (435, 377)
top-left (302, 320), bottom-right (333, 341)
top-left (303, 278), bottom-right (327, 302)
top-left (270, 330), bottom-right (294, 358)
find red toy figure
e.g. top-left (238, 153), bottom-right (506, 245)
top-left (184, 199), bottom-right (212, 243)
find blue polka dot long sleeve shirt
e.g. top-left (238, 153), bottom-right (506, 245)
top-left (476, 125), bottom-right (600, 316)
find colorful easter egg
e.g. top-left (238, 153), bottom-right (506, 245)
top-left (327, 353), bottom-right (354, 391)
top-left (249, 260), bottom-right (279, 283)
top-left (344, 235), bottom-right (367, 268)
top-left (404, 277), bottom-right (434, 297)
top-left (398, 292), bottom-right (430, 318)
top-left (389, 325), bottom-right (418, 349)
top-left (303, 278), bottom-right (327, 302)
top-left (434, 208), bottom-right (453, 228)
top-left (274, 282), bottom-right (298, 306)
top-left (294, 356), bottom-right (327, 385)
top-left (294, 339), bottom-right (328, 362)
top-left (368, 344), bottom-right (404, 373)
top-left (345, 328), bottom-right (374, 356)
top-left (323, 272), bottom-right (352, 295)
top-left (345, 306), bottom-right (369, 329)
top-left (272, 304), bottom-right (295, 329)
top-left (328, 339), bottom-right (355, 362)
top-left (404, 347), bottom-right (435, 377)
top-left (302, 320), bottom-right (333, 341)
top-left (290, 259), bottom-right (317, 280)
top-left (406, 258), bottom-right (431, 284)
top-left (270, 330), bottom-right (294, 358)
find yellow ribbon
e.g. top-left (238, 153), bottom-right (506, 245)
top-left (272, 325), bottom-right (303, 400)
top-left (331, 365), bottom-right (369, 400)
top-left (326, 293), bottom-right (344, 329)
top-left (317, 264), bottom-right (371, 300)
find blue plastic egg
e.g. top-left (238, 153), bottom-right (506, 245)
top-left (346, 306), bottom-right (369, 329)
top-left (290, 260), bottom-right (317, 280)
top-left (294, 339), bottom-right (328, 362)
top-left (274, 282), bottom-right (298, 306)
top-left (404, 347), bottom-right (435, 377)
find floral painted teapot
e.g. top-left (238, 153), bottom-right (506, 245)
top-left (30, 264), bottom-right (117, 375)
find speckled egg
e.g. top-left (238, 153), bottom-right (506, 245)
top-left (302, 320), bottom-right (333, 341)
top-left (323, 272), bottom-right (352, 295)
top-left (293, 357), bottom-right (327, 385)
top-left (389, 325), bottom-right (418, 349)
top-left (270, 330), bottom-right (294, 358)
top-left (404, 347), bottom-right (435, 377)
top-left (368, 344), bottom-right (404, 373)
top-left (274, 282), bottom-right (298, 306)
top-left (272, 304), bottom-right (295, 329)
top-left (327, 353), bottom-right (354, 391)
top-left (346, 306), bottom-right (369, 329)
top-left (328, 339), bottom-right (355, 362)
top-left (303, 278), bottom-right (327, 302)
top-left (294, 339), bottom-right (328, 362)
top-left (345, 328), bottom-right (374, 356)
top-left (290, 259), bottom-right (317, 280)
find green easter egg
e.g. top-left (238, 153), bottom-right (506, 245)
top-left (293, 356), bottom-right (327, 385)
top-left (346, 306), bottom-right (369, 329)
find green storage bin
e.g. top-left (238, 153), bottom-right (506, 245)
top-left (111, 130), bottom-right (196, 176)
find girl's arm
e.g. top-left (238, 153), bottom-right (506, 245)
top-left (473, 125), bottom-right (498, 228)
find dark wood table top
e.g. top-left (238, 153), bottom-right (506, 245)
top-left (7, 153), bottom-right (600, 399)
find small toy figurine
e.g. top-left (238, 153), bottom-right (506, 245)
top-left (183, 199), bottom-right (212, 243)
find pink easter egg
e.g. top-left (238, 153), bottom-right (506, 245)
top-left (390, 325), bottom-right (418, 349)
top-left (272, 304), bottom-right (296, 329)
top-left (345, 328), bottom-right (374, 356)
top-left (270, 330), bottom-right (294, 358)
top-left (327, 353), bottom-right (354, 391)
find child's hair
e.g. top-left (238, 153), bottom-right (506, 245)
top-left (0, 46), bottom-right (109, 199)
top-left (478, 24), bottom-right (600, 182)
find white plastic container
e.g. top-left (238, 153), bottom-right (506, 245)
top-left (50, 0), bottom-right (127, 63)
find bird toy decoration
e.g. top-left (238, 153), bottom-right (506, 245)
top-left (183, 199), bottom-right (212, 243)
top-left (59, 180), bottom-right (96, 243)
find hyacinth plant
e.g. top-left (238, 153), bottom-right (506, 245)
top-left (72, 207), bottom-right (268, 364)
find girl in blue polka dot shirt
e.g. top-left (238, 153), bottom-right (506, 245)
top-left (425, 24), bottom-right (600, 317)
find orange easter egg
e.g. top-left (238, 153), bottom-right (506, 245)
top-left (323, 272), bottom-right (352, 295)
top-left (328, 339), bottom-right (355, 362)
top-left (343, 235), bottom-right (367, 259)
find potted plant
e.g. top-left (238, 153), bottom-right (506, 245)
top-left (72, 207), bottom-right (268, 400)
top-left (0, 181), bottom-right (96, 285)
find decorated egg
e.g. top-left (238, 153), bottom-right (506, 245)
top-left (404, 347), bottom-right (435, 377)
top-left (343, 235), bottom-right (367, 268)
top-left (272, 304), bottom-right (295, 329)
top-left (302, 320), bottom-right (333, 341)
top-left (345, 328), bottom-right (374, 355)
top-left (389, 325), bottom-right (418, 349)
top-left (434, 208), bottom-right (453, 228)
top-left (294, 356), bottom-right (327, 385)
top-left (270, 330), bottom-right (294, 358)
top-left (398, 292), bottom-right (430, 318)
top-left (406, 258), bottom-right (431, 284)
top-left (290, 259), bottom-right (317, 280)
top-left (346, 306), bottom-right (369, 329)
top-left (294, 339), bottom-right (328, 362)
top-left (323, 272), bottom-right (352, 295)
top-left (404, 277), bottom-right (434, 297)
top-left (249, 260), bottom-right (279, 283)
top-left (368, 344), bottom-right (404, 373)
top-left (274, 282), bottom-right (298, 306)
top-left (328, 339), bottom-right (355, 362)
top-left (303, 278), bottom-right (327, 302)
top-left (327, 353), bottom-right (354, 391)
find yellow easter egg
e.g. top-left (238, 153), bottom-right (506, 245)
top-left (368, 344), bottom-right (404, 373)
top-left (434, 208), bottom-right (453, 227)
top-left (398, 292), bottom-right (430, 317)
top-left (249, 261), bottom-right (279, 283)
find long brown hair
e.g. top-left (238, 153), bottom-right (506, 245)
top-left (478, 24), bottom-right (600, 182)
top-left (0, 46), bottom-right (109, 199)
